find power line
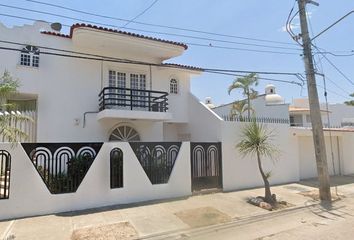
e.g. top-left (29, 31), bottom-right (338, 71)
top-left (285, 0), bottom-right (302, 46)
top-left (315, 51), bottom-right (354, 57)
top-left (308, 15), bottom-right (352, 96)
top-left (204, 70), bottom-right (303, 86)
top-left (315, 84), bottom-right (349, 99)
top-left (122, 0), bottom-right (159, 28)
top-left (0, 39), bottom-right (300, 76)
top-left (24, 0), bottom-right (297, 46)
top-left (313, 44), bottom-right (354, 85)
top-left (183, 42), bottom-right (301, 55)
top-left (0, 5), bottom-right (302, 52)
top-left (202, 68), bottom-right (300, 76)
top-left (0, 14), bottom-right (302, 56)
top-left (0, 41), bottom-right (304, 86)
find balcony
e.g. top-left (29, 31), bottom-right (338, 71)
top-left (97, 87), bottom-right (172, 121)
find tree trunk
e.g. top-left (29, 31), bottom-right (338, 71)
top-left (247, 89), bottom-right (251, 119)
top-left (256, 151), bottom-right (274, 204)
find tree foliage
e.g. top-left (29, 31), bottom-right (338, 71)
top-left (0, 70), bottom-right (32, 142)
top-left (230, 100), bottom-right (254, 120)
top-left (228, 73), bottom-right (258, 118)
top-left (344, 93), bottom-right (354, 106)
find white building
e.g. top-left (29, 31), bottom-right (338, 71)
top-left (212, 84), bottom-right (290, 120)
top-left (1, 21), bottom-right (354, 220)
top-left (0, 21), bottom-right (213, 142)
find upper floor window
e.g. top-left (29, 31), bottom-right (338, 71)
top-left (20, 45), bottom-right (40, 68)
top-left (170, 78), bottom-right (178, 94)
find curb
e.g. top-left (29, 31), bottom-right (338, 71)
top-left (137, 201), bottom-right (320, 240)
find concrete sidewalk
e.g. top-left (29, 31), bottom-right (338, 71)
top-left (1, 176), bottom-right (354, 240)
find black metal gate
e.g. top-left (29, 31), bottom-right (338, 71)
top-left (190, 142), bottom-right (222, 191)
top-left (0, 150), bottom-right (11, 199)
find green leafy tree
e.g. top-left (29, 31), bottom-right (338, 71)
top-left (0, 70), bottom-right (31, 142)
top-left (344, 93), bottom-right (354, 106)
top-left (237, 121), bottom-right (279, 204)
top-left (228, 73), bottom-right (259, 119)
top-left (230, 100), bottom-right (254, 121)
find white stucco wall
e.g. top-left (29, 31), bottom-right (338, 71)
top-left (221, 122), bottom-right (300, 191)
top-left (341, 133), bottom-right (354, 175)
top-left (0, 142), bottom-right (191, 220)
top-left (212, 96), bottom-right (289, 120)
top-left (186, 94), bottom-right (223, 142)
top-left (325, 104), bottom-right (354, 127)
top-left (297, 136), bottom-right (341, 179)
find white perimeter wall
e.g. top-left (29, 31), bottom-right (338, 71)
top-left (0, 142), bottom-right (191, 220)
top-left (212, 96), bottom-right (290, 119)
top-left (186, 94), bottom-right (223, 141)
top-left (221, 122), bottom-right (300, 191)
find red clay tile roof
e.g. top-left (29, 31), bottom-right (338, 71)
top-left (41, 31), bottom-right (70, 38)
top-left (41, 23), bottom-right (188, 50)
top-left (162, 63), bottom-right (204, 72)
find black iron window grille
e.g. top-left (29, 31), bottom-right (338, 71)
top-left (0, 150), bottom-right (11, 200)
top-left (170, 79), bottom-right (178, 94)
top-left (110, 148), bottom-right (123, 189)
top-left (21, 143), bottom-right (103, 194)
top-left (129, 142), bottom-right (181, 184)
top-left (20, 45), bottom-right (40, 67)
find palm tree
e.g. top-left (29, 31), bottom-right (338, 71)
top-left (228, 73), bottom-right (259, 119)
top-left (230, 101), bottom-right (253, 121)
top-left (0, 70), bottom-right (31, 142)
top-left (236, 121), bottom-right (279, 204)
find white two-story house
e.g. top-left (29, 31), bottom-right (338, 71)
top-left (0, 21), bottom-right (211, 142)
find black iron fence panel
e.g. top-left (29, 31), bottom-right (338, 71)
top-left (223, 115), bottom-right (290, 124)
top-left (0, 150), bottom-right (11, 199)
top-left (129, 142), bottom-right (182, 184)
top-left (21, 143), bottom-right (103, 194)
top-left (99, 87), bottom-right (169, 112)
top-left (190, 142), bottom-right (222, 191)
top-left (110, 148), bottom-right (123, 189)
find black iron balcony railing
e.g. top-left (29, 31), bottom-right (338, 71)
top-left (99, 87), bottom-right (168, 112)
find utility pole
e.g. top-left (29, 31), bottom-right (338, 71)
top-left (297, 0), bottom-right (331, 201)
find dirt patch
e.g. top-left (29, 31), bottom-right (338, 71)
top-left (272, 201), bottom-right (295, 210)
top-left (175, 207), bottom-right (231, 228)
top-left (298, 190), bottom-right (344, 201)
top-left (71, 222), bottom-right (138, 240)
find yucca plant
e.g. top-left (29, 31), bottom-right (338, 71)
top-left (0, 70), bottom-right (32, 142)
top-left (237, 121), bottom-right (279, 204)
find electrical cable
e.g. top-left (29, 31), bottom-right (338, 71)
top-left (312, 44), bottom-right (354, 86)
top-left (0, 41), bottom-right (305, 86)
top-left (204, 70), bottom-right (303, 87)
top-left (24, 0), bottom-right (298, 46)
top-left (309, 16), bottom-right (340, 193)
top-left (0, 4), bottom-right (302, 52)
top-left (122, 0), bottom-right (159, 28)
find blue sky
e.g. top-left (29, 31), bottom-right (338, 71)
top-left (1, 0), bottom-right (354, 106)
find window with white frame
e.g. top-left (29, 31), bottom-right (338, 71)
top-left (170, 78), bottom-right (178, 94)
top-left (20, 45), bottom-right (40, 67)
top-left (108, 70), bottom-right (147, 108)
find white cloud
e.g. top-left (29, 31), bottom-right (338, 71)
top-left (280, 23), bottom-right (300, 32)
top-left (279, 11), bottom-right (311, 32)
